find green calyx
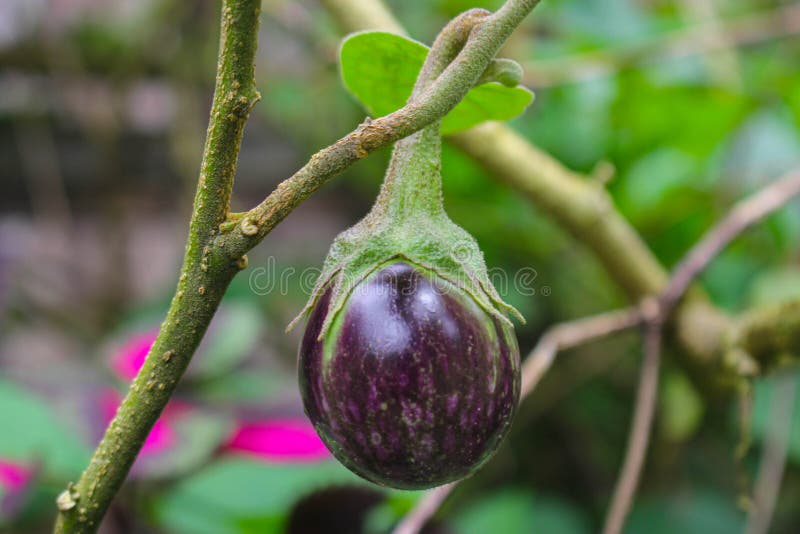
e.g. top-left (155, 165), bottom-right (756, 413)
top-left (288, 119), bottom-right (524, 338)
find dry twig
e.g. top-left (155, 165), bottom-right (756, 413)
top-left (745, 373), bottom-right (797, 534)
top-left (603, 170), bottom-right (800, 534)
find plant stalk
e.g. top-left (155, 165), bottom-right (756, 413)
top-left (53, 0), bottom-right (261, 531)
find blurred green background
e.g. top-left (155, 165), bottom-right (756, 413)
top-left (1, 0), bottom-right (800, 532)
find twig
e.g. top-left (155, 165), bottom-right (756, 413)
top-left (602, 317), bottom-right (663, 534)
top-left (660, 171), bottom-right (800, 313)
top-left (521, 308), bottom-right (643, 397)
top-left (392, 484), bottom-right (455, 534)
top-left (603, 169), bottom-right (800, 534)
top-left (745, 372), bottom-right (797, 534)
top-left (52, 1), bottom-right (542, 532)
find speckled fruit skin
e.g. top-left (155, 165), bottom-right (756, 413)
top-left (299, 261), bottom-right (520, 489)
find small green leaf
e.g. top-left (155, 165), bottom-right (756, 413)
top-left (192, 303), bottom-right (262, 378)
top-left (451, 489), bottom-right (591, 534)
top-left (0, 379), bottom-right (90, 479)
top-left (340, 31), bottom-right (533, 135)
top-left (626, 489), bottom-right (744, 534)
top-left (152, 458), bottom-right (366, 534)
top-left (750, 369), bottom-right (800, 465)
top-left (134, 410), bottom-right (231, 479)
top-left (659, 369), bottom-right (704, 443)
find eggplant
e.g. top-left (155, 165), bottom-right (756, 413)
top-left (290, 116), bottom-right (523, 488)
top-left (299, 261), bottom-right (520, 489)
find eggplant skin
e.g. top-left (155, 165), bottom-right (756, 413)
top-left (299, 261), bottom-right (520, 490)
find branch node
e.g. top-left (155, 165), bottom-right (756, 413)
top-left (56, 485), bottom-right (79, 512)
top-left (639, 296), bottom-right (661, 324)
top-left (477, 57), bottom-right (524, 87)
top-left (240, 218), bottom-right (259, 236)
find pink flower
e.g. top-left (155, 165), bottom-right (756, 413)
top-left (0, 460), bottom-right (31, 493)
top-left (99, 389), bottom-right (176, 456)
top-left (224, 419), bottom-right (330, 463)
top-left (110, 330), bottom-right (158, 382)
top-left (0, 459), bottom-right (33, 517)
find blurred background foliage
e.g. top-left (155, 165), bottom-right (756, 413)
top-left (1, 0), bottom-right (800, 532)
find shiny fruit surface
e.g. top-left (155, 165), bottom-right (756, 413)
top-left (299, 261), bottom-right (520, 489)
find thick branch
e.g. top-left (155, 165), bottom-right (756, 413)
top-left (451, 123), bottom-right (669, 298)
top-left (730, 300), bottom-right (800, 370)
top-left (322, 0), bottom-right (406, 37)
top-left (53, 2), bottom-right (262, 531)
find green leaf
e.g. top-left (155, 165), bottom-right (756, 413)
top-left (750, 369), bottom-right (800, 465)
top-left (152, 457), bottom-right (367, 534)
top-left (0, 379), bottom-right (90, 479)
top-left (192, 303), bottom-right (262, 378)
top-left (659, 369), bottom-right (704, 443)
top-left (196, 370), bottom-right (289, 405)
top-left (339, 31), bottom-right (533, 135)
top-left (626, 489), bottom-right (744, 534)
top-left (363, 489), bottom-right (429, 533)
top-left (451, 489), bottom-right (591, 534)
top-left (134, 410), bottom-right (231, 479)
top-left (747, 266), bottom-right (800, 307)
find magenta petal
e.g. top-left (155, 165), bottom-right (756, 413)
top-left (110, 330), bottom-right (158, 382)
top-left (142, 417), bottom-right (177, 455)
top-left (224, 419), bottom-right (331, 463)
top-left (0, 460), bottom-right (31, 493)
top-left (98, 389), bottom-right (176, 457)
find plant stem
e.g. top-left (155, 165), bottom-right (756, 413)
top-left (374, 10), bottom-right (491, 222)
top-left (375, 124), bottom-right (444, 220)
top-left (214, 0), bottom-right (541, 258)
top-left (53, 0), bottom-right (543, 531)
top-left (53, 0), bottom-right (261, 531)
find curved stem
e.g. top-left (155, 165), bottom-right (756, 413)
top-left (371, 10), bottom-right (490, 222)
top-left (53, 0), bottom-right (262, 531)
top-left (214, 0), bottom-right (541, 258)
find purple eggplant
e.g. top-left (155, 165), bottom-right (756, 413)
top-left (299, 261), bottom-right (520, 489)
